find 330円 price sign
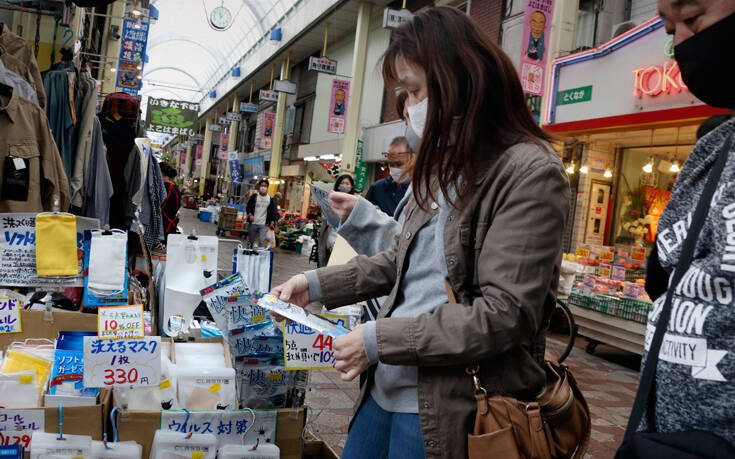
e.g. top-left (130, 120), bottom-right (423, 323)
top-left (83, 336), bottom-right (161, 387)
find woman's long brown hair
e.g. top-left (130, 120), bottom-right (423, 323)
top-left (382, 6), bottom-right (551, 208)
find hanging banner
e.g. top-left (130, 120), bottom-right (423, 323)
top-left (519, 0), bottom-right (555, 97)
top-left (0, 214), bottom-right (99, 287)
top-left (354, 138), bottom-right (368, 192)
top-left (242, 157), bottom-right (265, 179)
top-left (145, 98), bottom-right (199, 137)
top-left (179, 150), bottom-right (187, 171)
top-left (228, 152), bottom-right (242, 185)
top-left (327, 79), bottom-right (350, 134)
top-left (218, 133), bottom-right (230, 160)
top-left (259, 112), bottom-right (276, 150)
top-left (116, 18), bottom-right (150, 96)
top-left (195, 145), bottom-right (203, 166)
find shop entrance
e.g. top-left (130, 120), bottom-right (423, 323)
top-left (585, 180), bottom-right (610, 245)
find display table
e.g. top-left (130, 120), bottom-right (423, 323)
top-left (568, 304), bottom-right (647, 355)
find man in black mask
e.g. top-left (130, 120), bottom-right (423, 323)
top-left (623, 0), bottom-right (735, 454)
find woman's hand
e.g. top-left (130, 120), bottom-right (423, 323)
top-left (328, 192), bottom-right (358, 222)
top-left (269, 274), bottom-right (310, 321)
top-left (334, 324), bottom-right (370, 382)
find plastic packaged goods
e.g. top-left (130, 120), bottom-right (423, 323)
top-left (29, 432), bottom-right (92, 459)
top-left (218, 442), bottom-right (280, 459)
top-left (1, 349), bottom-right (53, 396)
top-left (114, 354), bottom-right (179, 410)
top-left (0, 371), bottom-right (38, 408)
top-left (49, 331), bottom-right (99, 398)
top-left (228, 321), bottom-right (282, 358)
top-left (200, 273), bottom-right (250, 333)
top-left (235, 357), bottom-right (289, 409)
top-left (177, 367), bottom-right (237, 410)
top-left (149, 430), bottom-right (217, 459)
top-left (225, 296), bottom-right (269, 331)
top-left (90, 441), bottom-right (142, 459)
top-left (174, 342), bottom-right (227, 370)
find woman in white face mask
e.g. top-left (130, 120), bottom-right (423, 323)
top-left (333, 174), bottom-right (356, 194)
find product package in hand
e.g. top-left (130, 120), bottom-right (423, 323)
top-left (229, 322), bottom-right (283, 358)
top-left (258, 294), bottom-right (349, 337)
top-left (235, 355), bottom-right (290, 409)
top-left (200, 272), bottom-right (250, 333)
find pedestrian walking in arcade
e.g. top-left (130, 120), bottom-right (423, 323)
top-left (272, 7), bottom-right (589, 459)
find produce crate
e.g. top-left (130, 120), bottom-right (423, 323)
top-left (568, 290), bottom-right (651, 324)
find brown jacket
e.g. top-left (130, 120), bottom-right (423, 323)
top-left (314, 141), bottom-right (570, 458)
top-left (0, 27), bottom-right (46, 109)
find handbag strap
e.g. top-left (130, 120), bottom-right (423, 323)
top-left (623, 133), bottom-right (733, 440)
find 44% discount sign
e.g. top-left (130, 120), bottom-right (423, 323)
top-left (83, 305), bottom-right (160, 388)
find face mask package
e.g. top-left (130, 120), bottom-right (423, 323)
top-left (200, 273), bottom-right (250, 333)
top-left (29, 432), bottom-right (92, 459)
top-left (0, 371), bottom-right (38, 408)
top-left (225, 296), bottom-right (270, 331)
top-left (1, 349), bottom-right (53, 400)
top-left (174, 342), bottom-right (227, 369)
top-left (83, 230), bottom-right (128, 307)
top-left (218, 442), bottom-right (280, 459)
top-left (232, 247), bottom-right (273, 294)
top-left (235, 356), bottom-right (290, 409)
top-left (229, 322), bottom-right (283, 358)
top-left (90, 441), bottom-right (142, 459)
top-left (47, 332), bottom-right (99, 402)
top-left (149, 430), bottom-right (217, 459)
top-left (177, 367), bottom-right (238, 410)
top-left (114, 352), bottom-right (179, 411)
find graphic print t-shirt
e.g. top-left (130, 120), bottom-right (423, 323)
top-left (253, 194), bottom-right (270, 225)
top-left (642, 119), bottom-right (735, 443)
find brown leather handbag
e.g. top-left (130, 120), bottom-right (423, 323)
top-left (466, 360), bottom-right (591, 459)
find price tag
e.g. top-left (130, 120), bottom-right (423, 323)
top-left (583, 275), bottom-right (596, 294)
top-left (598, 251), bottom-right (614, 262)
top-left (98, 304), bottom-right (144, 339)
top-left (630, 246), bottom-right (646, 262)
top-left (575, 247), bottom-right (590, 259)
top-left (0, 409), bottom-right (44, 449)
top-left (0, 298), bottom-right (21, 334)
top-left (612, 264), bottom-right (627, 281)
top-left (283, 314), bottom-right (354, 370)
top-left (83, 336), bottom-right (161, 387)
top-left (598, 262), bottom-right (611, 278)
top-left (161, 410), bottom-right (277, 448)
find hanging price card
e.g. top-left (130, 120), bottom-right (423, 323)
top-left (283, 314), bottom-right (356, 370)
top-left (0, 409), bottom-right (44, 449)
top-left (630, 246), bottom-right (646, 262)
top-left (0, 298), bottom-right (21, 334)
top-left (598, 251), bottom-right (614, 262)
top-left (83, 336), bottom-right (161, 387)
top-left (98, 304), bottom-right (145, 339)
top-left (598, 262), bottom-right (611, 278)
top-left (612, 264), bottom-right (627, 281)
top-left (575, 247), bottom-right (590, 259)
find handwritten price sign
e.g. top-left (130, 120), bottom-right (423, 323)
top-left (0, 298), bottom-right (21, 334)
top-left (161, 410), bottom-right (277, 448)
top-left (0, 410), bottom-right (44, 449)
top-left (98, 304), bottom-right (144, 339)
top-left (283, 314), bottom-right (356, 370)
top-left (83, 336), bottom-right (161, 387)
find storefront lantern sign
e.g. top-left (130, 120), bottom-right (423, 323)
top-left (308, 56), bottom-right (337, 75)
top-left (208, 123), bottom-right (222, 132)
top-left (145, 98), bottom-right (199, 137)
top-left (218, 116), bottom-right (229, 125)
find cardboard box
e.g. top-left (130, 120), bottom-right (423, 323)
top-left (0, 309), bottom-right (98, 352)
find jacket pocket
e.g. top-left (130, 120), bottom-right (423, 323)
top-left (7, 142), bottom-right (41, 194)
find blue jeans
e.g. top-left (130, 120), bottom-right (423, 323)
top-left (342, 395), bottom-right (425, 459)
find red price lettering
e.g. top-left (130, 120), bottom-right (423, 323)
top-left (312, 335), bottom-right (333, 351)
top-left (105, 320), bottom-right (118, 330)
top-left (104, 368), bottom-right (139, 385)
top-left (0, 432), bottom-right (31, 448)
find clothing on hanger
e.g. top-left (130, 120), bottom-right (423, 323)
top-left (0, 23), bottom-right (46, 108)
top-left (70, 70), bottom-right (99, 208)
top-left (134, 155), bottom-right (166, 249)
top-left (81, 117), bottom-right (113, 226)
top-left (0, 53), bottom-right (37, 104)
top-left (0, 86), bottom-right (69, 212)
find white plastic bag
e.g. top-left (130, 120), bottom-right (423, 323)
top-left (90, 440), bottom-right (142, 459)
top-left (30, 432), bottom-right (92, 459)
top-left (149, 430), bottom-right (217, 459)
top-left (177, 367), bottom-right (237, 410)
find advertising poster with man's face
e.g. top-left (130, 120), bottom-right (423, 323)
top-left (519, 0), bottom-right (555, 96)
top-left (218, 133), bottom-right (230, 160)
top-left (328, 79), bottom-right (350, 134)
top-left (259, 111), bottom-right (276, 150)
top-left (195, 145), bottom-right (203, 166)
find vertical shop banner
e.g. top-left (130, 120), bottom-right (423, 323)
top-left (354, 139), bottom-right (368, 192)
top-left (116, 19), bottom-right (149, 96)
top-left (228, 152), bottom-right (242, 185)
top-left (218, 133), bottom-right (230, 160)
top-left (519, 0), bottom-right (555, 96)
top-left (145, 98), bottom-right (199, 136)
top-left (195, 145), bottom-right (203, 166)
top-left (259, 112), bottom-right (276, 150)
top-left (327, 79), bottom-right (350, 134)
top-left (179, 150), bottom-right (187, 172)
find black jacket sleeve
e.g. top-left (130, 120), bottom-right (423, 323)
top-left (246, 194), bottom-right (256, 215)
top-left (645, 238), bottom-right (669, 301)
top-left (267, 198), bottom-right (279, 226)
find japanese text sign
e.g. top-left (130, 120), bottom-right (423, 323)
top-left (226, 112), bottom-right (242, 122)
top-left (519, 0), bottom-right (555, 96)
top-left (242, 157), bottom-right (265, 179)
top-left (308, 56), bottom-right (337, 75)
top-left (241, 102), bottom-right (258, 113)
top-left (557, 85), bottom-right (593, 106)
top-left (327, 79), bottom-right (350, 134)
top-left (228, 153), bottom-right (242, 185)
top-left (0, 410), bottom-right (44, 449)
top-left (0, 213), bottom-right (99, 287)
top-left (116, 19), bottom-right (149, 96)
top-left (145, 98), bottom-right (200, 137)
top-left (283, 314), bottom-right (357, 370)
top-left (161, 410), bottom-right (277, 448)
top-left (259, 112), bottom-right (276, 150)
top-left (259, 90), bottom-right (279, 102)
top-left (195, 145), bottom-right (203, 166)
top-left (83, 336), bottom-right (161, 387)
top-left (0, 298), bottom-right (21, 334)
top-left (98, 305), bottom-right (144, 339)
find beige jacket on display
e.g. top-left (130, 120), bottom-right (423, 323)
top-left (313, 141), bottom-right (570, 458)
top-left (0, 25), bottom-right (46, 109)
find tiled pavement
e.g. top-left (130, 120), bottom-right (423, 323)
top-left (181, 209), bottom-right (640, 458)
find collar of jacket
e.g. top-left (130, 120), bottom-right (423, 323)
top-left (0, 86), bottom-right (18, 123)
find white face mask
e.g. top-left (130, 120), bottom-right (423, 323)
top-left (259, 187), bottom-right (268, 194)
top-left (338, 184), bottom-right (352, 193)
top-left (389, 167), bottom-right (408, 184)
top-left (406, 97), bottom-right (428, 138)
